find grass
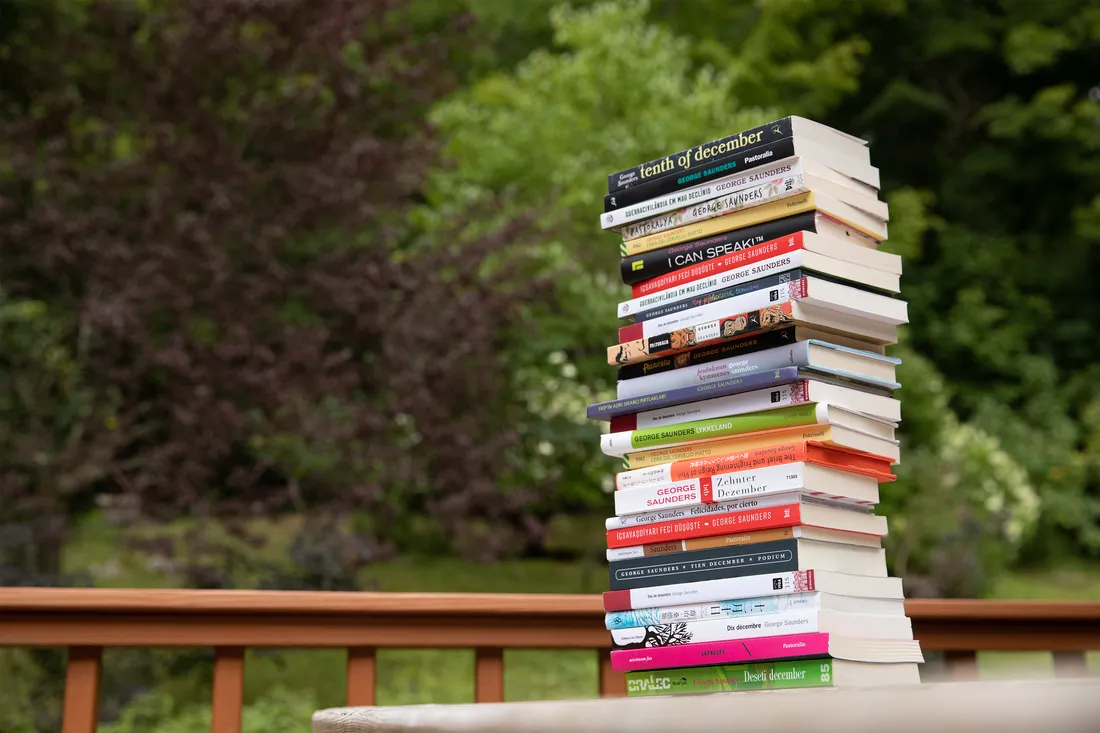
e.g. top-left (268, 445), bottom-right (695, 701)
top-left (53, 514), bottom-right (1100, 714)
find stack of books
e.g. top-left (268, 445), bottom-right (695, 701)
top-left (588, 117), bottom-right (924, 697)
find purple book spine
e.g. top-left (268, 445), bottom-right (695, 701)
top-left (586, 367), bottom-right (802, 421)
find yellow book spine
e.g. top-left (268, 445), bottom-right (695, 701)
top-left (620, 192), bottom-right (817, 257)
top-left (620, 424), bottom-right (836, 469)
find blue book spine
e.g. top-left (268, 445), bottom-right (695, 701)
top-left (586, 367), bottom-right (802, 421)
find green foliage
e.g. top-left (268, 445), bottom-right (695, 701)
top-left (100, 687), bottom-right (316, 733)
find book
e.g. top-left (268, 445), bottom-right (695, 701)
top-left (617, 167), bottom-right (888, 245)
top-left (607, 116), bottom-right (872, 193)
top-left (600, 403), bottom-right (897, 457)
top-left (610, 633), bottom-right (925, 672)
top-left (630, 262), bottom-right (897, 333)
top-left (609, 379), bottom-right (901, 432)
top-left (590, 368), bottom-right (897, 422)
top-left (607, 490), bottom-right (845, 532)
top-left (607, 525), bottom-right (883, 562)
top-left (620, 423), bottom-right (902, 469)
top-left (605, 157), bottom-right (887, 233)
top-left (621, 190), bottom-right (886, 257)
top-left (616, 339), bottom-right (901, 400)
top-left (608, 538), bottom-right (888, 591)
top-left (610, 300), bottom-right (899, 367)
top-left (605, 498), bottom-right (888, 549)
top-left (605, 590), bottom-right (905, 630)
top-left (614, 440), bottom-right (895, 491)
top-left (602, 568), bottom-right (904, 613)
top-left (610, 608), bottom-right (912, 649)
top-left (619, 274), bottom-right (907, 342)
top-left (612, 462), bottom-right (883, 517)
top-left (620, 211), bottom-right (887, 287)
top-left (623, 658), bottom-right (921, 696)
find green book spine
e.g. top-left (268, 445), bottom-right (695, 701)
top-left (626, 403), bottom-right (821, 450)
top-left (626, 658), bottom-right (835, 696)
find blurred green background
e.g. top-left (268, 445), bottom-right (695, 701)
top-left (1, 0), bottom-right (1099, 729)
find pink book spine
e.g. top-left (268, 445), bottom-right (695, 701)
top-left (610, 632), bottom-right (831, 672)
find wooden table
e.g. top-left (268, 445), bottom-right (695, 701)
top-left (312, 679), bottom-right (1100, 732)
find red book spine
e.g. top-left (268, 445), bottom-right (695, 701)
top-left (630, 232), bottom-right (805, 298)
top-left (605, 503), bottom-right (803, 548)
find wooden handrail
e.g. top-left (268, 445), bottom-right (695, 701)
top-left (1, 590), bottom-right (1097, 733)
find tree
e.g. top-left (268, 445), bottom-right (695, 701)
top-left (0, 0), bottom-right (549, 579)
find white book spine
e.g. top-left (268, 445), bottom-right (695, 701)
top-left (610, 608), bottom-right (821, 647)
top-left (605, 490), bottom-right (805, 531)
top-left (601, 158), bottom-right (800, 231)
top-left (616, 342), bottom-right (809, 400)
top-left (635, 278), bottom-right (803, 339)
top-left (617, 249), bottom-right (807, 318)
top-left (614, 463), bottom-right (808, 516)
top-left (604, 591), bottom-right (822, 627)
top-left (618, 570), bottom-right (812, 611)
top-left (631, 383), bottom-right (809, 431)
top-left (620, 171), bottom-right (808, 242)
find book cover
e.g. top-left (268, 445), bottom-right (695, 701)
top-left (601, 403), bottom-right (823, 457)
top-left (608, 538), bottom-right (801, 590)
top-left (611, 607), bottom-right (821, 648)
top-left (624, 659), bottom-right (836, 696)
top-left (587, 367), bottom-right (802, 421)
top-left (611, 632), bottom-right (832, 672)
top-left (605, 590), bottom-right (821, 630)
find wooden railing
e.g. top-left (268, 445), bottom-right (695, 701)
top-left (1, 590), bottom-right (1098, 733)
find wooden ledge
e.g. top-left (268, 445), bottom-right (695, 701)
top-left (311, 679), bottom-right (1100, 733)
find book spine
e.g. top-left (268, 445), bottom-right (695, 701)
top-left (605, 589), bottom-right (821, 629)
top-left (617, 341), bottom-right (808, 400)
top-left (620, 276), bottom-right (803, 341)
top-left (621, 192), bottom-right (817, 257)
top-left (609, 538), bottom-right (801, 591)
top-left (606, 137), bottom-right (802, 212)
top-left (611, 607), bottom-right (820, 648)
top-left (609, 301), bottom-right (796, 368)
top-left (602, 568), bottom-right (816, 612)
top-left (624, 658), bottom-right (835, 696)
top-left (632, 233), bottom-right (806, 300)
top-left (616, 328), bottom-right (797, 383)
top-left (611, 380), bottom-right (811, 432)
top-left (616, 440), bottom-right (810, 490)
top-left (606, 526), bottom-right (799, 562)
top-left (620, 212), bottom-right (819, 286)
top-left (606, 502), bottom-right (804, 548)
top-left (586, 367), bottom-right (802, 422)
top-left (619, 171), bottom-right (806, 242)
top-left (606, 491), bottom-right (814, 532)
top-left (613, 464), bottom-right (812, 517)
top-left (616, 440), bottom-right (892, 490)
top-left (602, 158), bottom-right (799, 230)
top-left (622, 425), bottom-right (840, 470)
top-left (601, 403), bottom-right (822, 457)
top-left (610, 632), bottom-right (831, 672)
top-left (608, 117), bottom-right (792, 193)
top-left (634, 266), bottom-right (808, 325)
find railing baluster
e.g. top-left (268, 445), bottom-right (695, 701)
top-left (943, 650), bottom-right (979, 681)
top-left (346, 646), bottom-right (377, 705)
top-left (62, 646), bottom-right (102, 733)
top-left (598, 650), bottom-right (626, 697)
top-left (211, 646), bottom-right (245, 733)
top-left (474, 647), bottom-right (504, 703)
top-left (1053, 651), bottom-right (1089, 678)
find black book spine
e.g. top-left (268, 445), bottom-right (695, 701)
top-left (616, 327), bottom-right (797, 382)
top-left (636, 269), bottom-right (808, 324)
top-left (607, 117), bottom-right (793, 194)
top-left (604, 136), bottom-right (800, 213)
top-left (608, 539), bottom-right (800, 590)
top-left (620, 212), bottom-right (820, 286)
